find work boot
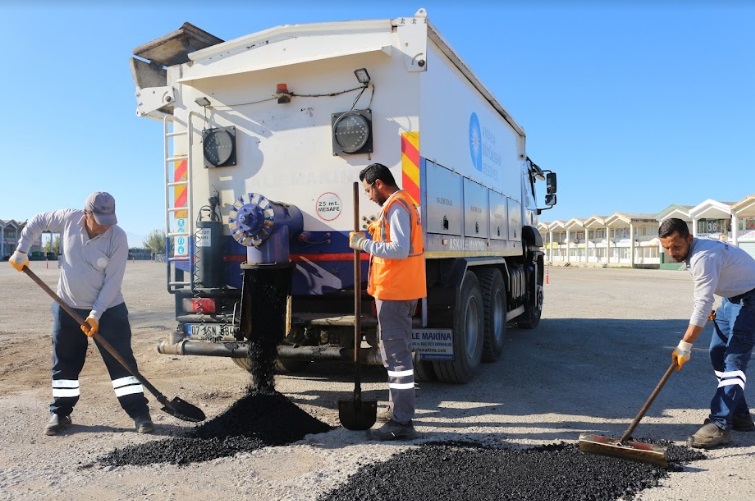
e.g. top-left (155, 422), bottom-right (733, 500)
top-left (368, 419), bottom-right (417, 441)
top-left (44, 414), bottom-right (72, 436)
top-left (134, 414), bottom-right (154, 434)
top-left (733, 412), bottom-right (755, 432)
top-left (376, 406), bottom-right (393, 423)
top-left (687, 421), bottom-right (731, 449)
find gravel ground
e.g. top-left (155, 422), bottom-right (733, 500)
top-left (1, 261), bottom-right (754, 500)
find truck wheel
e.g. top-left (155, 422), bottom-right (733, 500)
top-left (478, 268), bottom-right (506, 362)
top-left (412, 353), bottom-right (437, 382)
top-left (519, 258), bottom-right (543, 329)
top-left (232, 357), bottom-right (311, 374)
top-left (433, 271), bottom-right (484, 384)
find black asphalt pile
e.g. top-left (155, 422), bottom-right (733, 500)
top-left (319, 441), bottom-right (706, 501)
top-left (97, 272), bottom-right (320, 467)
top-left (97, 391), bottom-right (332, 467)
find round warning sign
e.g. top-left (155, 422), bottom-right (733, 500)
top-left (316, 192), bottom-right (342, 221)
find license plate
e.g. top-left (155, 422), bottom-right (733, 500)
top-left (185, 323), bottom-right (234, 340)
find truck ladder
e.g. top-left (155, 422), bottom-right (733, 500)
top-left (163, 114), bottom-right (194, 293)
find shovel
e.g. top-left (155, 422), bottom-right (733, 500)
top-left (23, 266), bottom-right (206, 423)
top-left (338, 182), bottom-right (377, 430)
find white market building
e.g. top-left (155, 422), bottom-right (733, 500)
top-left (539, 194), bottom-right (755, 268)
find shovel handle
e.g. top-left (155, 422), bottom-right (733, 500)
top-left (22, 266), bottom-right (169, 407)
top-left (353, 182), bottom-right (363, 395)
top-left (619, 360), bottom-right (677, 443)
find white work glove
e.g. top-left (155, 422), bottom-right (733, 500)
top-left (672, 340), bottom-right (692, 371)
top-left (349, 231), bottom-right (368, 251)
top-left (9, 250), bottom-right (29, 272)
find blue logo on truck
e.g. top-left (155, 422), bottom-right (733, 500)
top-left (469, 112), bottom-right (482, 172)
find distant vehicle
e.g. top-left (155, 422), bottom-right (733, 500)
top-left (130, 9), bottom-right (557, 383)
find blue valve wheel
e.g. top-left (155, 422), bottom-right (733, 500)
top-left (228, 193), bottom-right (276, 247)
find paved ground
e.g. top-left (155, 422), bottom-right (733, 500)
top-left (0, 261), bottom-right (753, 500)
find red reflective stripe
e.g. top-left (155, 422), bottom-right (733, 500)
top-left (292, 253), bottom-right (370, 262)
top-left (174, 160), bottom-right (188, 218)
top-left (401, 134), bottom-right (419, 166)
top-left (401, 132), bottom-right (420, 203)
top-left (224, 253), bottom-right (369, 262)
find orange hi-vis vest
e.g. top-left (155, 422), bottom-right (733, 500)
top-left (366, 190), bottom-right (427, 300)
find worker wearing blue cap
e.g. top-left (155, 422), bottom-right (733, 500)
top-left (9, 192), bottom-right (153, 436)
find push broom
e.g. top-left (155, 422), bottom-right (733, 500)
top-left (577, 360), bottom-right (678, 468)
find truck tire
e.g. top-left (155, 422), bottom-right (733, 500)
top-left (519, 258), bottom-right (543, 329)
top-left (232, 357), bottom-right (311, 374)
top-left (433, 271), bottom-right (484, 384)
top-left (478, 268), bottom-right (506, 362)
top-left (412, 353), bottom-right (437, 382)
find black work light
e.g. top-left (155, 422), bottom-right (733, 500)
top-left (202, 126), bottom-right (237, 168)
top-left (354, 68), bottom-right (370, 84)
top-left (331, 109), bottom-right (373, 155)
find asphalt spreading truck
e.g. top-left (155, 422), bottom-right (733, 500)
top-left (130, 8), bottom-right (557, 384)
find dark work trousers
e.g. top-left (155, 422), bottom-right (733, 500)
top-left (375, 298), bottom-right (417, 424)
top-left (50, 302), bottom-right (149, 419)
top-left (708, 292), bottom-right (755, 430)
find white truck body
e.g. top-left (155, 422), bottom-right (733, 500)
top-left (131, 9), bottom-right (556, 383)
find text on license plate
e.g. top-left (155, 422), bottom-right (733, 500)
top-left (185, 323), bottom-right (234, 339)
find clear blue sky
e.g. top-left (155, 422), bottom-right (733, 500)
top-left (2, 0), bottom-right (753, 246)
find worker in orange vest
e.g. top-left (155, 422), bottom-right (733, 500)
top-left (349, 163), bottom-right (427, 440)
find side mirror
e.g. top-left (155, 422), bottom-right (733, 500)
top-left (546, 172), bottom-right (557, 195)
top-left (545, 193), bottom-right (557, 207)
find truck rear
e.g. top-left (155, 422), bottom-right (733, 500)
top-left (130, 8), bottom-right (557, 384)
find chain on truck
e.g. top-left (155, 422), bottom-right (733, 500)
top-left (130, 8), bottom-right (557, 384)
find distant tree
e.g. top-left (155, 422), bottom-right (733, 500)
top-left (143, 229), bottom-right (166, 256)
top-left (42, 235), bottom-right (61, 255)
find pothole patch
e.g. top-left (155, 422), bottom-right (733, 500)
top-left (318, 440), bottom-right (706, 501)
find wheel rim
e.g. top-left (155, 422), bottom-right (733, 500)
top-left (464, 295), bottom-right (481, 358)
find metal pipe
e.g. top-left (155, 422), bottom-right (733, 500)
top-left (157, 339), bottom-right (384, 365)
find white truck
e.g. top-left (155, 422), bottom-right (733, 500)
top-left (130, 8), bottom-right (557, 384)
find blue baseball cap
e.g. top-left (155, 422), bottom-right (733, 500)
top-left (85, 191), bottom-right (118, 225)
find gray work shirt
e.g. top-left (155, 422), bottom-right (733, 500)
top-left (17, 209), bottom-right (127, 320)
top-left (686, 237), bottom-right (755, 327)
top-left (362, 191), bottom-right (412, 260)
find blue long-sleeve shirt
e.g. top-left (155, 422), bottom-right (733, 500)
top-left (686, 237), bottom-right (755, 327)
top-left (17, 209), bottom-right (127, 320)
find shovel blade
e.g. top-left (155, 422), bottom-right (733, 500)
top-left (338, 398), bottom-right (377, 430)
top-left (161, 396), bottom-right (206, 423)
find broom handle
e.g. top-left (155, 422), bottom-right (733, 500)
top-left (619, 360), bottom-right (677, 443)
